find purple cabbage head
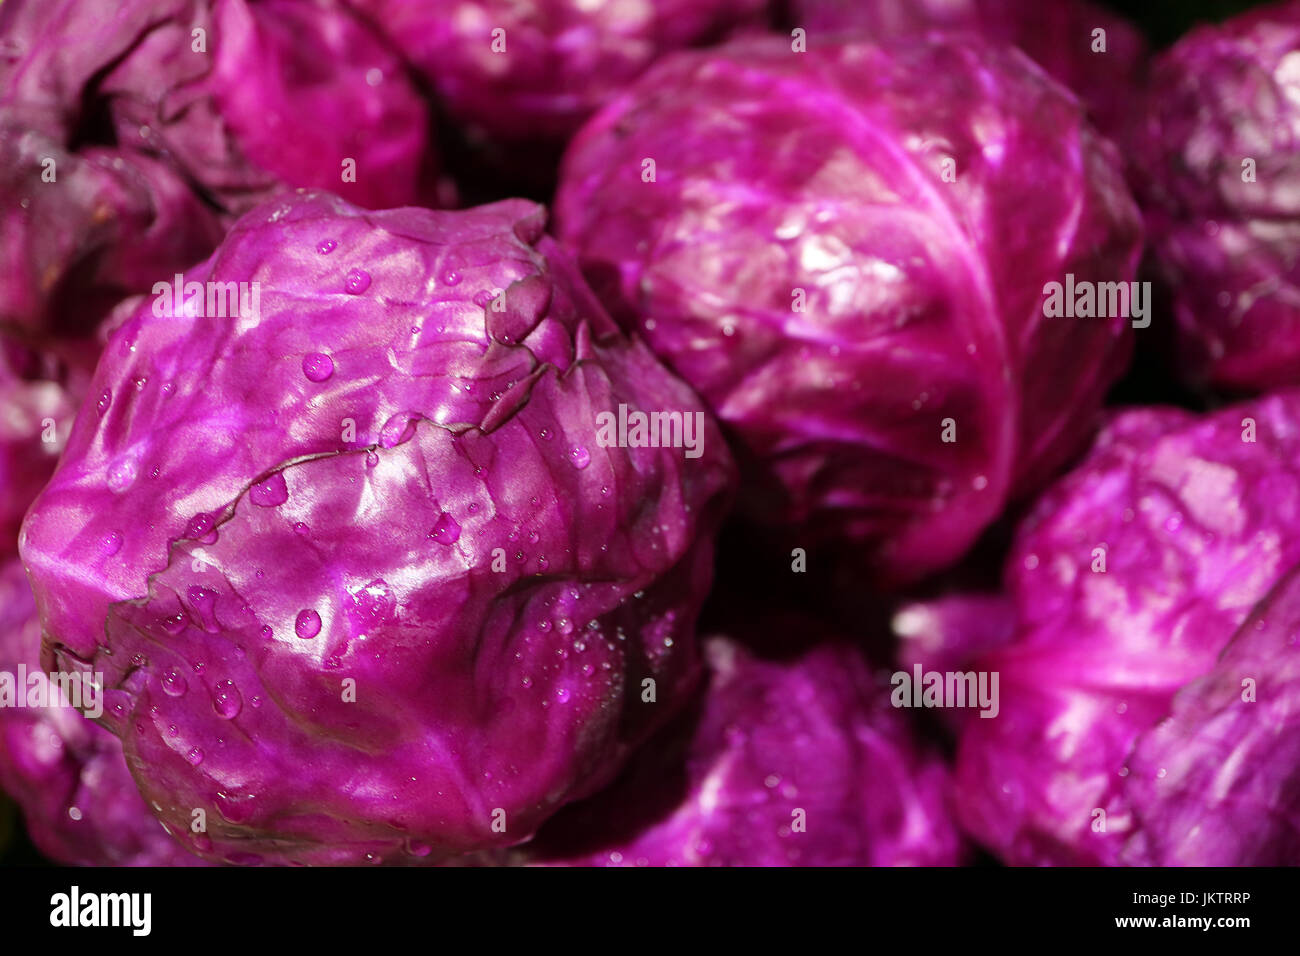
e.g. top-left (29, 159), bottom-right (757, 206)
top-left (522, 621), bottom-right (963, 866)
top-left (19, 192), bottom-right (734, 865)
top-left (1129, 0), bottom-right (1300, 392)
top-left (918, 391), bottom-right (1300, 865)
top-left (1, 0), bottom-right (435, 216)
top-left (0, 557), bottom-right (201, 865)
top-left (792, 0), bottom-right (1146, 137)
top-left (0, 118), bottom-right (226, 338)
top-left (1120, 563), bottom-right (1300, 866)
top-left (0, 0), bottom-right (437, 337)
top-left (556, 34), bottom-right (1143, 585)
top-left (349, 0), bottom-right (766, 143)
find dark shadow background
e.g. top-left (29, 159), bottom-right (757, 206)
top-left (1101, 0), bottom-right (1268, 44)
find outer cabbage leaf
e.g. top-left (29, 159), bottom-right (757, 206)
top-left (0, 558), bottom-right (201, 865)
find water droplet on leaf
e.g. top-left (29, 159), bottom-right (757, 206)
top-left (213, 680), bottom-right (242, 719)
top-left (250, 472), bottom-right (289, 507)
top-left (106, 456), bottom-right (139, 493)
top-left (379, 412), bottom-right (418, 448)
top-left (429, 511), bottom-right (461, 545)
top-left (302, 352), bottom-right (334, 382)
top-left (162, 668), bottom-right (188, 697)
top-left (344, 269), bottom-right (371, 294)
top-left (295, 609), bottom-right (322, 639)
top-left (568, 445), bottom-right (590, 468)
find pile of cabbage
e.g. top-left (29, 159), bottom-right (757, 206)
top-left (1, 0), bottom-right (1298, 867)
